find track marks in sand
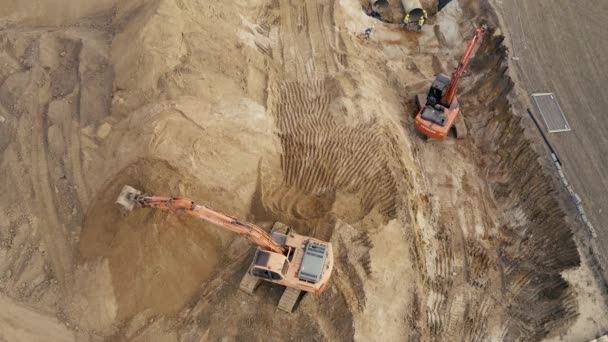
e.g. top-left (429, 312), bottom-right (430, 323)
top-left (268, 79), bottom-right (401, 226)
top-left (466, 240), bottom-right (493, 289)
top-left (256, 0), bottom-right (403, 236)
top-left (0, 30), bottom-right (112, 301)
top-left (4, 61), bottom-right (74, 290)
top-left (413, 142), bottom-right (501, 341)
top-left (275, 0), bottom-right (345, 80)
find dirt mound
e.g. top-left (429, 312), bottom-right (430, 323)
top-left (1, 0), bottom-right (284, 332)
top-left (109, 0), bottom-right (187, 116)
top-left (77, 97), bottom-right (282, 320)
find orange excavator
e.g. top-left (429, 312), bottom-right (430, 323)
top-left (115, 185), bottom-right (334, 312)
top-left (414, 26), bottom-right (485, 140)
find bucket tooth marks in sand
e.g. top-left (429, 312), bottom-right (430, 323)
top-left (466, 240), bottom-right (493, 289)
top-left (502, 271), bottom-right (578, 340)
top-left (269, 79), bottom-right (401, 224)
top-left (251, 8), bottom-right (279, 59)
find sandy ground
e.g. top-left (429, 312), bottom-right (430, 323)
top-left (0, 0), bottom-right (605, 341)
top-left (0, 293), bottom-right (74, 342)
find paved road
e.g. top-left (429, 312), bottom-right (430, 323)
top-left (495, 0), bottom-right (608, 276)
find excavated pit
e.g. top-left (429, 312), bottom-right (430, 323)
top-left (461, 31), bottom-right (581, 340)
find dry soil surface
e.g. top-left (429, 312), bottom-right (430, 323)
top-left (0, 0), bottom-right (605, 341)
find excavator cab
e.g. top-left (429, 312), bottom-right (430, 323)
top-left (242, 235), bottom-right (333, 312)
top-left (414, 27), bottom-right (484, 140)
top-left (427, 73), bottom-right (450, 106)
top-left (418, 74), bottom-right (451, 128)
top-left (250, 250), bottom-right (289, 281)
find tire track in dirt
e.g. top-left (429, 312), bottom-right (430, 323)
top-left (444, 291), bottom-right (466, 340)
top-left (11, 64), bottom-right (74, 291)
top-left (26, 39), bottom-right (83, 291)
top-left (0, 29), bottom-right (112, 303)
top-left (0, 31), bottom-right (74, 290)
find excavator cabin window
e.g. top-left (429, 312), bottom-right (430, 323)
top-left (252, 267), bottom-right (282, 281)
top-left (427, 86), bottom-right (443, 106)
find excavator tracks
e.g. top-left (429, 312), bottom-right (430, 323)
top-left (278, 287), bottom-right (302, 312)
top-left (239, 272), bottom-right (261, 295)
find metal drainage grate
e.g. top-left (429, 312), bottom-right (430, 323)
top-left (531, 93), bottom-right (571, 133)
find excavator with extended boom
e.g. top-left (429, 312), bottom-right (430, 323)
top-left (414, 26), bottom-right (485, 140)
top-left (115, 185), bottom-right (334, 312)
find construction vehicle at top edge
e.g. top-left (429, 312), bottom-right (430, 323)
top-left (414, 26), bottom-right (485, 140)
top-left (115, 185), bottom-right (334, 312)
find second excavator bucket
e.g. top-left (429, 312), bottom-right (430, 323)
top-left (116, 185), bottom-right (142, 211)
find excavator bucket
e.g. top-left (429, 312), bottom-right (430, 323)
top-left (115, 185), bottom-right (142, 211)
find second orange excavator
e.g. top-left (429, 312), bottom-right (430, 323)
top-left (115, 185), bottom-right (334, 312)
top-left (414, 26), bottom-right (485, 140)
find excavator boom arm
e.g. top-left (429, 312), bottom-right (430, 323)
top-left (440, 27), bottom-right (485, 107)
top-left (119, 187), bottom-right (285, 255)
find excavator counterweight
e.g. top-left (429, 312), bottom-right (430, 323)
top-left (116, 185), bottom-right (334, 312)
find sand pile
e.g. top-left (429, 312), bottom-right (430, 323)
top-left (0, 0), bottom-right (284, 336)
top-left (78, 0), bottom-right (283, 324)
